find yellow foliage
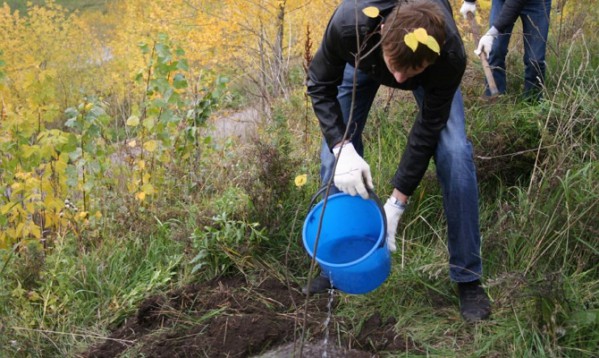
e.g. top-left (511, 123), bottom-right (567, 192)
top-left (143, 140), bottom-right (159, 153)
top-left (0, 1), bottom-right (103, 116)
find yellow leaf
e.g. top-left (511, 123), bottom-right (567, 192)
top-left (294, 174), bottom-right (308, 187)
top-left (143, 140), bottom-right (158, 152)
top-left (27, 291), bottom-right (42, 302)
top-left (425, 36), bottom-right (441, 54)
top-left (126, 115), bottom-right (140, 127)
top-left (413, 28), bottom-right (428, 43)
top-left (404, 33), bottom-right (418, 52)
top-left (362, 6), bottom-right (380, 18)
top-left (95, 211), bottom-right (102, 219)
top-left (141, 183), bottom-right (155, 195)
top-left (136, 191), bottom-right (146, 201)
top-left (137, 160), bottom-right (145, 170)
top-left (76, 211), bottom-right (89, 220)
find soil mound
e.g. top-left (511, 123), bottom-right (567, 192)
top-left (82, 275), bottom-right (413, 357)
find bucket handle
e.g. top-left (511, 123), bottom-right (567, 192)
top-left (308, 186), bottom-right (388, 249)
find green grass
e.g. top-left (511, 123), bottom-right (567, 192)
top-left (0, 1), bottom-right (597, 356)
top-left (0, 231), bottom-right (185, 356)
top-left (2, 0), bottom-right (110, 14)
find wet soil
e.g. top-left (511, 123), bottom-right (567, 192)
top-left (82, 275), bottom-right (418, 357)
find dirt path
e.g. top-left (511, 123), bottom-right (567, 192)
top-left (206, 108), bottom-right (261, 142)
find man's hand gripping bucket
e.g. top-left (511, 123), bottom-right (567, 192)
top-left (302, 187), bottom-right (392, 294)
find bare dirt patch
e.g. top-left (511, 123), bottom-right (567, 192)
top-left (82, 275), bottom-right (419, 357)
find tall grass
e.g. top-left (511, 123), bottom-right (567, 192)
top-left (0, 230), bottom-right (184, 356)
top-left (297, 12), bottom-right (598, 356)
top-left (2, 0), bottom-right (110, 14)
top-left (0, 1), bottom-right (597, 357)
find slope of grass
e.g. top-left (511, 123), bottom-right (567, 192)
top-left (0, 0), bottom-right (597, 356)
top-left (2, 0), bottom-right (110, 14)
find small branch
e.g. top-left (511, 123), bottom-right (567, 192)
top-left (11, 327), bottom-right (135, 345)
top-left (475, 144), bottom-right (563, 160)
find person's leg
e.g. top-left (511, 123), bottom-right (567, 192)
top-left (320, 64), bottom-right (380, 193)
top-left (413, 87), bottom-right (490, 321)
top-left (520, 0), bottom-right (552, 100)
top-left (413, 87), bottom-right (483, 283)
top-left (486, 0), bottom-right (512, 95)
top-left (307, 64), bottom-right (379, 295)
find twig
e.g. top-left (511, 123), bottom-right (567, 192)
top-left (475, 144), bottom-right (563, 160)
top-left (11, 327), bottom-right (135, 345)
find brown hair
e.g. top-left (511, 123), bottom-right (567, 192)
top-left (382, 0), bottom-right (446, 71)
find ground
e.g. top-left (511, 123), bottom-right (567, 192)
top-left (82, 275), bottom-right (418, 357)
top-left (82, 108), bottom-right (424, 357)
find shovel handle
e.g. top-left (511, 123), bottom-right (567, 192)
top-left (467, 12), bottom-right (499, 96)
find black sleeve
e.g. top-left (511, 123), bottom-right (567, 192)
top-left (391, 51), bottom-right (465, 196)
top-left (492, 0), bottom-right (527, 33)
top-left (306, 15), bottom-right (354, 151)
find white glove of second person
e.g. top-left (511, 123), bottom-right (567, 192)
top-left (475, 27), bottom-right (499, 57)
top-left (459, 1), bottom-right (476, 18)
top-left (383, 196), bottom-right (406, 253)
top-left (333, 142), bottom-right (374, 199)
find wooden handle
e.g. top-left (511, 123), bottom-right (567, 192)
top-left (467, 12), bottom-right (499, 96)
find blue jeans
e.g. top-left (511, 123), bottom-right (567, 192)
top-left (320, 65), bottom-right (482, 283)
top-left (486, 0), bottom-right (552, 99)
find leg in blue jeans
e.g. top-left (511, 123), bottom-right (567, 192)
top-left (486, 0), bottom-right (552, 98)
top-left (487, 0), bottom-right (511, 95)
top-left (320, 64), bottom-right (483, 283)
top-left (413, 87), bottom-right (482, 282)
top-left (521, 0), bottom-right (552, 98)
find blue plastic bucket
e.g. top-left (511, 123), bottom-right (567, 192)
top-left (302, 191), bottom-right (391, 294)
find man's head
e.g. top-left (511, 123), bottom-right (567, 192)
top-left (382, 0), bottom-right (446, 83)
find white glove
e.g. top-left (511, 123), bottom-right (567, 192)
top-left (332, 142), bottom-right (374, 199)
top-left (459, 1), bottom-right (477, 19)
top-left (383, 196), bottom-right (406, 253)
top-left (475, 27), bottom-right (499, 57)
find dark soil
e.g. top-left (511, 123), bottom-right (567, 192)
top-left (82, 275), bottom-right (420, 357)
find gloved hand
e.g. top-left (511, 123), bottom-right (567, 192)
top-left (383, 196), bottom-right (406, 252)
top-left (459, 1), bottom-right (476, 19)
top-left (333, 142), bottom-right (374, 199)
top-left (475, 27), bottom-right (499, 57)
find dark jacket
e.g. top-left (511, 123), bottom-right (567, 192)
top-left (465, 0), bottom-right (531, 33)
top-left (307, 0), bottom-right (466, 196)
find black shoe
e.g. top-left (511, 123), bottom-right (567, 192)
top-left (302, 275), bottom-right (333, 295)
top-left (458, 280), bottom-right (491, 322)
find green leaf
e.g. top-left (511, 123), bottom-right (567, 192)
top-left (65, 118), bottom-right (78, 129)
top-left (64, 107), bottom-right (79, 119)
top-left (65, 166), bottom-right (79, 187)
top-left (569, 310), bottom-right (599, 326)
top-left (138, 42), bottom-right (150, 54)
top-left (62, 133), bottom-right (79, 153)
top-left (173, 73), bottom-right (187, 89)
top-left (126, 115), bottom-right (140, 127)
top-left (143, 116), bottom-right (156, 130)
top-left (83, 180), bottom-right (94, 192)
top-left (177, 58), bottom-right (189, 71)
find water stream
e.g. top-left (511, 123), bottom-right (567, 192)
top-left (322, 285), bottom-right (335, 357)
top-left (254, 284), bottom-right (357, 358)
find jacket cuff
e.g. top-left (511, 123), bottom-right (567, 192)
top-left (390, 177), bottom-right (416, 197)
